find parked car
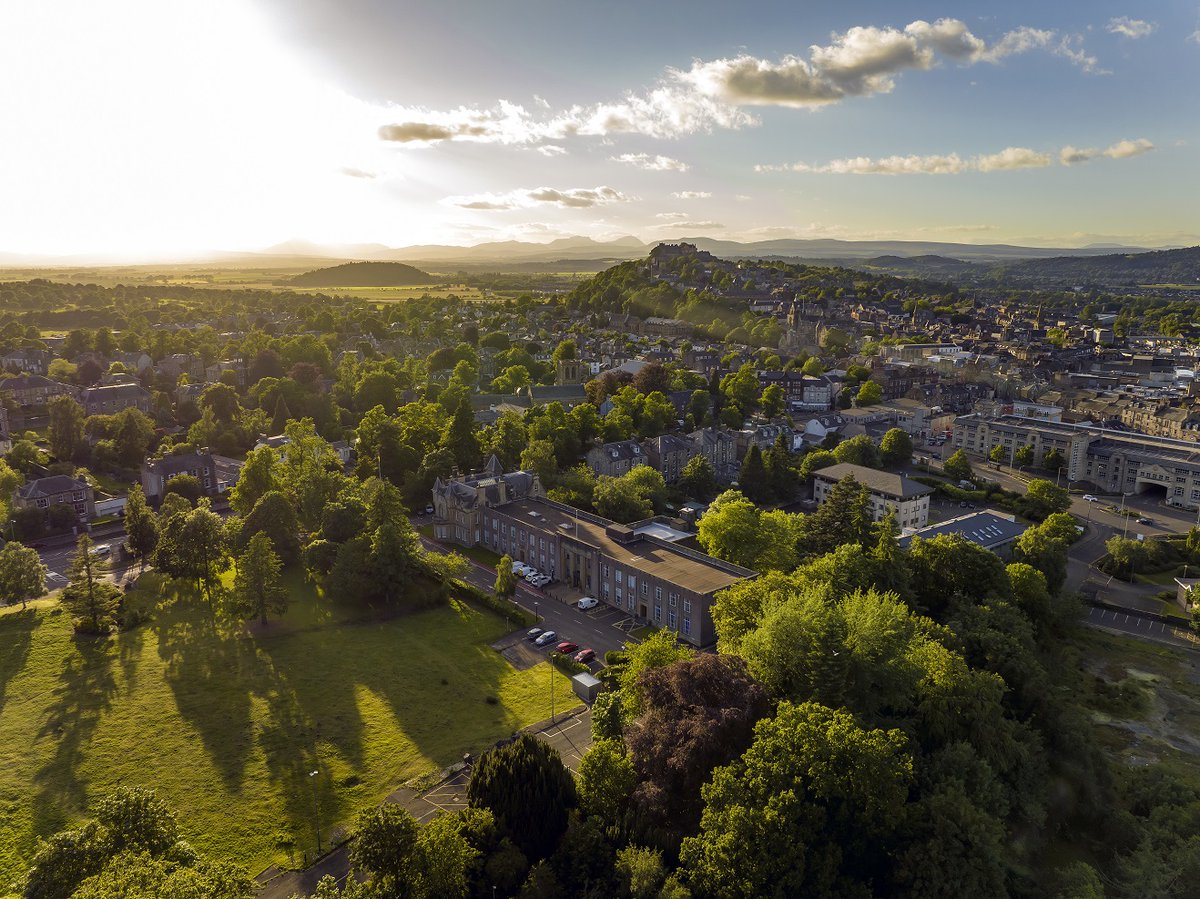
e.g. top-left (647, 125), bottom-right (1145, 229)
top-left (573, 648), bottom-right (596, 664)
top-left (526, 627), bottom-right (543, 641)
top-left (93, 544), bottom-right (112, 558)
top-left (533, 575), bottom-right (552, 588)
top-left (512, 562), bottom-right (528, 576)
top-left (577, 597), bottom-right (599, 611)
top-left (1083, 494), bottom-right (1098, 502)
top-left (523, 569), bottom-right (541, 581)
top-left (556, 641), bottom-right (579, 654)
top-left (45, 572), bottom-right (67, 589)
top-left (534, 631), bottom-right (558, 647)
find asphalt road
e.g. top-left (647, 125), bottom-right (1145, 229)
top-left (1085, 605), bottom-right (1198, 651)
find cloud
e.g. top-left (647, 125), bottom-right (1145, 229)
top-left (655, 211), bottom-right (689, 220)
top-left (1107, 17), bottom-right (1156, 39)
top-left (1191, 30), bottom-right (1200, 44)
top-left (377, 18), bottom-right (1083, 146)
top-left (653, 220), bottom-right (724, 229)
top-left (671, 190), bottom-right (711, 199)
top-left (444, 185), bottom-right (630, 210)
top-left (537, 145), bottom-right (567, 156)
top-left (338, 166), bottom-right (376, 179)
top-left (974, 147), bottom-right (1052, 171)
top-left (1060, 137), bottom-right (1155, 164)
top-left (1054, 36), bottom-right (1108, 74)
top-left (769, 140), bottom-right (1153, 175)
top-left (612, 152), bottom-right (689, 171)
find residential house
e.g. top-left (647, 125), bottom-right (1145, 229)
top-left (14, 475), bottom-right (95, 520)
top-left (643, 434), bottom-right (694, 483)
top-left (82, 382), bottom-right (153, 416)
top-left (0, 348), bottom-right (51, 375)
top-left (140, 450), bottom-right (219, 502)
top-left (0, 375), bottom-right (75, 407)
top-left (688, 427), bottom-right (738, 480)
top-left (586, 439), bottom-right (648, 478)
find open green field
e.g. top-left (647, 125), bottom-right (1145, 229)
top-left (0, 573), bottom-right (568, 884)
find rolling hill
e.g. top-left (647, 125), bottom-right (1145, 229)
top-left (289, 261), bottom-right (433, 287)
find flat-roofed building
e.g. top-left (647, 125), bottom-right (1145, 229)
top-left (953, 413), bottom-right (1200, 509)
top-left (898, 510), bottom-right (1027, 559)
top-left (812, 462), bottom-right (933, 529)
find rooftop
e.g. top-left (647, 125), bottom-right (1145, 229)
top-left (813, 463), bottom-right (933, 500)
top-left (500, 497), bottom-right (752, 596)
top-left (898, 510), bottom-right (1027, 551)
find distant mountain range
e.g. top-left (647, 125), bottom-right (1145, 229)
top-left (255, 235), bottom-right (1167, 267)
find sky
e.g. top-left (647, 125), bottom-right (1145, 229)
top-left (1, 0), bottom-right (1198, 259)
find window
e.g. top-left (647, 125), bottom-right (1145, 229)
top-left (628, 576), bottom-right (636, 592)
top-left (683, 599), bottom-right (692, 614)
top-left (667, 611), bottom-right (677, 629)
top-left (615, 568), bottom-right (623, 585)
top-left (654, 604), bottom-right (662, 621)
top-left (669, 592), bottom-right (678, 607)
top-left (615, 586), bottom-right (623, 603)
top-left (602, 563), bottom-right (610, 579)
top-left (683, 617), bottom-right (691, 636)
top-left (655, 586), bottom-right (662, 600)
top-left (641, 582), bottom-right (648, 596)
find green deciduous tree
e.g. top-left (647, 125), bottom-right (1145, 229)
top-left (229, 532), bottom-right (289, 626)
top-left (1022, 479), bottom-right (1071, 521)
top-left (680, 701), bottom-right (912, 899)
top-left (48, 395), bottom-right (86, 463)
top-left (943, 449), bottom-right (973, 481)
top-left (123, 484), bottom-right (159, 569)
top-left (856, 380), bottom-right (883, 406)
top-left (880, 427), bottom-right (914, 466)
top-left (238, 490), bottom-right (301, 566)
top-left (229, 445), bottom-right (280, 516)
top-left (696, 490), bottom-right (800, 573)
top-left (833, 434), bottom-right (881, 468)
top-left (678, 454), bottom-right (717, 501)
top-left (0, 541), bottom-right (47, 609)
top-left (495, 554), bottom-right (516, 601)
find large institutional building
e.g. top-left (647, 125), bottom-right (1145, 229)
top-left (952, 414), bottom-right (1200, 509)
top-left (812, 462), bottom-right (933, 530)
top-left (432, 456), bottom-right (754, 647)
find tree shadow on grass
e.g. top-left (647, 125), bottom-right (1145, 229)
top-left (31, 635), bottom-right (118, 837)
top-left (150, 588), bottom-right (260, 793)
top-left (0, 607), bottom-right (39, 718)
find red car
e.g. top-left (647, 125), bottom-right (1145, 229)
top-left (556, 641), bottom-right (579, 654)
top-left (573, 648), bottom-right (595, 664)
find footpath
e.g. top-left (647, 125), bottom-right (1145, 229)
top-left (253, 707), bottom-right (591, 899)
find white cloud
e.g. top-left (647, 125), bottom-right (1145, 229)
top-left (338, 166), bottom-right (376, 179)
top-left (444, 185), bottom-right (630, 210)
top-left (1191, 30), bottom-right (1200, 44)
top-left (1060, 137), bottom-right (1155, 164)
top-left (1055, 36), bottom-right (1108, 74)
top-left (770, 140), bottom-right (1153, 175)
top-left (1103, 137), bottom-right (1155, 158)
top-left (671, 190), bottom-right (712, 199)
top-left (655, 212), bottom-right (689, 220)
top-left (974, 147), bottom-right (1052, 171)
top-left (378, 18), bottom-right (1082, 146)
top-left (537, 145), bottom-right (567, 156)
top-left (653, 220), bottom-right (724, 229)
top-left (612, 153), bottom-right (689, 171)
top-left (1107, 17), bottom-right (1156, 39)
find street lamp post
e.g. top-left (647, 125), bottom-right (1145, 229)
top-left (309, 769), bottom-right (322, 856)
top-left (534, 601), bottom-right (539, 623)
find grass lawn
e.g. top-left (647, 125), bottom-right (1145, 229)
top-left (0, 571), bottom-right (569, 883)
